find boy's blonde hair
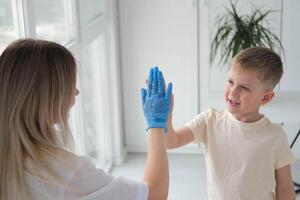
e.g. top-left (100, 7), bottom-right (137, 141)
top-left (0, 39), bottom-right (77, 200)
top-left (232, 47), bottom-right (283, 88)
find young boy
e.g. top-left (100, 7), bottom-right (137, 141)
top-left (165, 47), bottom-right (296, 200)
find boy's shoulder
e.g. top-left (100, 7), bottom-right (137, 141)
top-left (198, 107), bottom-right (227, 123)
top-left (247, 116), bottom-right (286, 139)
top-left (262, 117), bottom-right (285, 135)
top-left (204, 107), bottom-right (225, 117)
top-left (208, 107), bottom-right (234, 118)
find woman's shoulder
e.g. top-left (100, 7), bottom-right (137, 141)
top-left (26, 150), bottom-right (97, 183)
top-left (59, 152), bottom-right (94, 167)
top-left (54, 152), bottom-right (100, 179)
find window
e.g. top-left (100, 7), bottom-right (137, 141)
top-left (79, 0), bottom-right (104, 25)
top-left (33, 0), bottom-right (74, 44)
top-left (77, 35), bottom-right (113, 169)
top-left (0, 0), bottom-right (120, 170)
top-left (0, 0), bottom-right (16, 52)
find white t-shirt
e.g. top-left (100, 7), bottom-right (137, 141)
top-left (186, 107), bottom-right (294, 200)
top-left (26, 155), bottom-right (148, 200)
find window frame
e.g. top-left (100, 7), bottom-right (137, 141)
top-left (3, 0), bottom-right (125, 171)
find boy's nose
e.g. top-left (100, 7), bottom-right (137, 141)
top-left (230, 87), bottom-right (240, 98)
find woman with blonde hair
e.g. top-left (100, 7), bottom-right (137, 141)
top-left (0, 39), bottom-right (172, 200)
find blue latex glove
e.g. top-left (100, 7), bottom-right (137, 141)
top-left (141, 67), bottom-right (172, 132)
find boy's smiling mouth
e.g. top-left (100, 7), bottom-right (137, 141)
top-left (227, 98), bottom-right (241, 106)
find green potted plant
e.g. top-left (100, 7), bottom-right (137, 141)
top-left (210, 0), bottom-right (284, 66)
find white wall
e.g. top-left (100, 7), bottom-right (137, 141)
top-left (118, 0), bottom-right (300, 156)
top-left (280, 0), bottom-right (300, 157)
top-left (281, 0), bottom-right (300, 92)
top-left (118, 0), bottom-right (199, 153)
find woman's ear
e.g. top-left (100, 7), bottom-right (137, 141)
top-left (261, 89), bottom-right (274, 105)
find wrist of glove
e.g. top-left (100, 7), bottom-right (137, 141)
top-left (145, 117), bottom-right (168, 132)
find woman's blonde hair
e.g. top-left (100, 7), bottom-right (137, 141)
top-left (0, 39), bottom-right (77, 199)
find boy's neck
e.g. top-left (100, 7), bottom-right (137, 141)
top-left (232, 112), bottom-right (264, 123)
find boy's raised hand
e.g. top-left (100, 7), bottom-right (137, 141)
top-left (141, 67), bottom-right (172, 132)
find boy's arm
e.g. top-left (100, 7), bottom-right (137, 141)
top-left (275, 165), bottom-right (296, 200)
top-left (165, 94), bottom-right (194, 149)
top-left (165, 108), bottom-right (194, 149)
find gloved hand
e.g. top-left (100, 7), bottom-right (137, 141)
top-left (141, 67), bottom-right (173, 132)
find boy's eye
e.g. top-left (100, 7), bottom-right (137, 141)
top-left (241, 86), bottom-right (250, 91)
top-left (228, 80), bottom-right (233, 84)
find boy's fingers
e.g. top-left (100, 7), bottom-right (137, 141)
top-left (170, 94), bottom-right (174, 112)
top-left (165, 82), bottom-right (173, 101)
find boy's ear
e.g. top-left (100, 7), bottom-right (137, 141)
top-left (261, 90), bottom-right (274, 105)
